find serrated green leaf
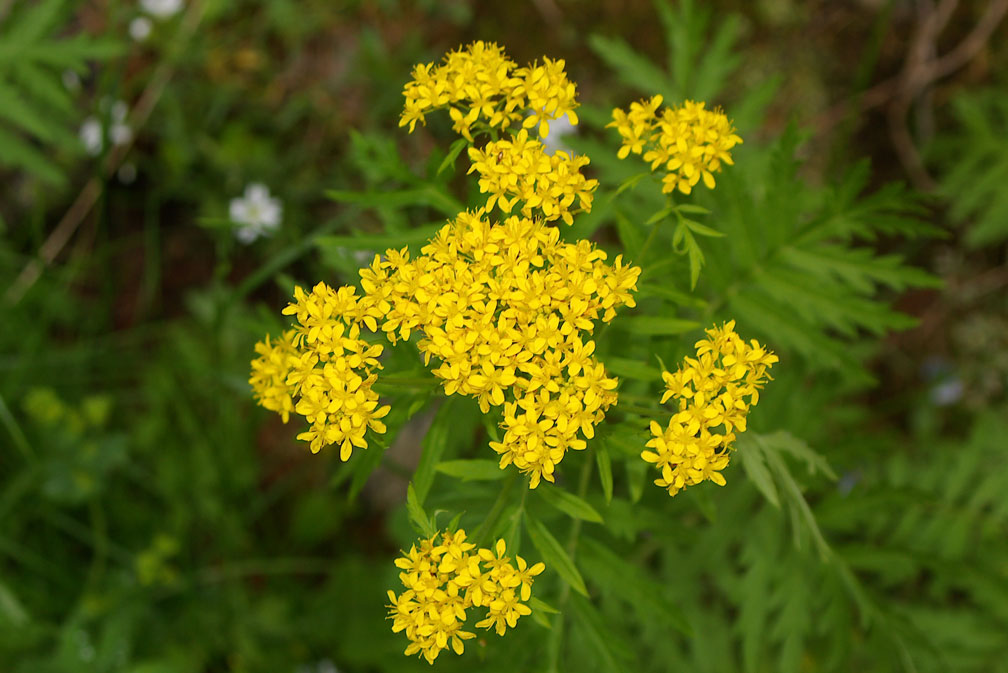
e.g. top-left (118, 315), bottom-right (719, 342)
top-left (435, 459), bottom-right (507, 482)
top-left (0, 81), bottom-right (64, 143)
top-left (0, 126), bottom-right (64, 183)
top-left (588, 33), bottom-right (674, 99)
top-left (580, 537), bottom-right (692, 636)
top-left (536, 484), bottom-right (603, 523)
top-left (524, 511), bottom-right (588, 597)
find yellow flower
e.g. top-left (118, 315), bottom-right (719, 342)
top-left (643, 320), bottom-right (777, 495)
top-left (250, 282), bottom-right (390, 459)
top-left (356, 211), bottom-right (638, 485)
top-left (400, 42), bottom-right (579, 141)
top-left (467, 129), bottom-right (597, 225)
top-left (249, 330), bottom-right (299, 423)
top-left (388, 531), bottom-right (544, 664)
top-left (609, 97), bottom-right (742, 194)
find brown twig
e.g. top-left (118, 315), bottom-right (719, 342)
top-left (814, 0), bottom-right (1007, 189)
top-left (4, 0), bottom-right (205, 307)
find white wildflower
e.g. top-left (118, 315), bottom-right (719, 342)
top-left (80, 100), bottom-right (132, 156)
top-left (230, 183), bottom-right (282, 244)
top-left (130, 17), bottom-right (152, 41)
top-left (140, 0), bottom-right (183, 19)
top-left (79, 118), bottom-right (103, 156)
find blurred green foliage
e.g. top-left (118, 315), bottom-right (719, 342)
top-left (1, 1), bottom-right (1006, 672)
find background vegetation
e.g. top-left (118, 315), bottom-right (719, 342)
top-left (1, 1), bottom-right (1006, 672)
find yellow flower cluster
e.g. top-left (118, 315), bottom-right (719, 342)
top-left (467, 129), bottom-right (597, 225)
top-left (249, 283), bottom-right (390, 460)
top-left (608, 95), bottom-right (742, 195)
top-left (387, 530), bottom-right (544, 664)
top-left (357, 210), bottom-right (639, 487)
top-left (643, 321), bottom-right (777, 496)
top-left (400, 41), bottom-right (579, 140)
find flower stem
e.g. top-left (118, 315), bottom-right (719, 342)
top-left (546, 453), bottom-right (595, 670)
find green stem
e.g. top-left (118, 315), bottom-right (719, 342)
top-left (472, 472), bottom-right (518, 546)
top-left (0, 392), bottom-right (34, 462)
top-left (546, 454), bottom-right (595, 670)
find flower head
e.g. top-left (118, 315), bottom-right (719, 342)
top-left (608, 97), bottom-right (742, 195)
top-left (250, 283), bottom-right (390, 460)
top-left (400, 42), bottom-right (578, 142)
top-left (387, 531), bottom-right (544, 664)
top-left (643, 321), bottom-right (776, 495)
top-left (466, 129), bottom-right (597, 225)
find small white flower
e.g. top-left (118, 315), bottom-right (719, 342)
top-left (80, 118), bottom-right (103, 156)
top-left (129, 16), bottom-right (152, 41)
top-left (140, 0), bottom-right (183, 19)
top-left (80, 100), bottom-right (133, 156)
top-left (230, 183), bottom-right (282, 244)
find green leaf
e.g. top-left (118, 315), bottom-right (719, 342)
top-left (595, 444), bottom-right (613, 504)
top-left (683, 218), bottom-right (725, 238)
top-left (0, 126), bottom-right (64, 184)
top-left (626, 459), bottom-right (648, 504)
top-left (435, 459), bottom-right (507, 482)
top-left (529, 596), bottom-right (560, 614)
top-left (636, 282), bottom-right (707, 308)
top-left (315, 222), bottom-right (442, 252)
top-left (567, 593), bottom-right (633, 673)
top-left (524, 511), bottom-right (588, 597)
top-left (603, 356), bottom-right (660, 381)
top-left (614, 213), bottom-right (644, 255)
top-left (536, 484), bottom-right (603, 523)
top-left (676, 203), bottom-right (710, 215)
top-left (406, 483), bottom-right (436, 538)
top-left (325, 187), bottom-right (462, 217)
top-left (413, 398), bottom-right (481, 502)
top-left (736, 435), bottom-right (780, 508)
top-left (437, 137), bottom-right (469, 177)
top-left (0, 579), bottom-right (29, 626)
top-left (588, 33), bottom-right (675, 100)
top-left (613, 171), bottom-right (650, 196)
top-left (645, 206), bottom-right (675, 226)
top-left (580, 537), bottom-right (692, 636)
top-left (614, 316), bottom-right (700, 336)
